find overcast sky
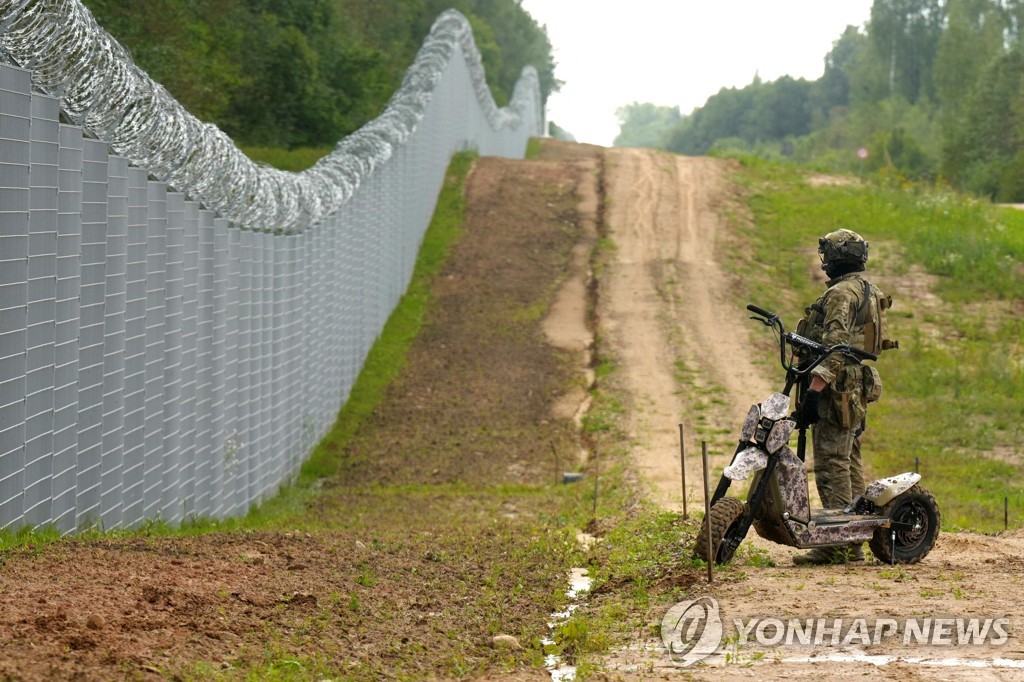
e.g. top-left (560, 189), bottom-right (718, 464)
top-left (518, 0), bottom-right (875, 146)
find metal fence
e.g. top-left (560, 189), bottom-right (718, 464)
top-left (0, 1), bottom-right (542, 531)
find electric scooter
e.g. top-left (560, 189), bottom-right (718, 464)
top-left (693, 304), bottom-right (940, 565)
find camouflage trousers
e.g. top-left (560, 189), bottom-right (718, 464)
top-left (812, 407), bottom-right (865, 510)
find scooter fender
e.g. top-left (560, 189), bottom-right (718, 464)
top-left (863, 472), bottom-right (922, 506)
top-left (723, 446), bottom-right (768, 481)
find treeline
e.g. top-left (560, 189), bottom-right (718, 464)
top-left (616, 0), bottom-right (1024, 201)
top-left (81, 0), bottom-right (557, 150)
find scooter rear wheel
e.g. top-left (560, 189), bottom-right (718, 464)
top-left (868, 483), bottom-right (940, 564)
top-left (693, 497), bottom-right (747, 565)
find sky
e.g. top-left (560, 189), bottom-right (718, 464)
top-left (518, 0), bottom-right (875, 146)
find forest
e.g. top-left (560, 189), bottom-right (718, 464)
top-left (614, 0), bottom-right (1024, 201)
top-left (80, 0), bottom-right (557, 155)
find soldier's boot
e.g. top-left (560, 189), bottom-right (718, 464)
top-left (792, 547), bottom-right (840, 566)
top-left (846, 543), bottom-right (865, 562)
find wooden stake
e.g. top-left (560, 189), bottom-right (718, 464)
top-left (679, 424), bottom-right (688, 520)
top-left (702, 440), bottom-right (713, 584)
top-left (592, 445), bottom-right (600, 518)
top-left (552, 442), bottom-right (559, 486)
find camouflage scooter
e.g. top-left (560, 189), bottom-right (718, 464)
top-left (693, 304), bottom-right (940, 565)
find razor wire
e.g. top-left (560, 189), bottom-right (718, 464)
top-left (0, 0), bottom-right (542, 232)
top-left (0, 0), bottom-right (542, 532)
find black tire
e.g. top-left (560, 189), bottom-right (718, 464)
top-left (868, 484), bottom-right (940, 564)
top-left (693, 497), bottom-right (747, 564)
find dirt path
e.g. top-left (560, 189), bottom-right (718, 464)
top-left (600, 148), bottom-right (772, 510)
top-left (595, 147), bottom-right (1024, 679)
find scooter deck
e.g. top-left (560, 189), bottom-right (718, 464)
top-left (809, 508), bottom-right (883, 526)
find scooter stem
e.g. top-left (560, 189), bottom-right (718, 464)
top-left (796, 423), bottom-right (808, 463)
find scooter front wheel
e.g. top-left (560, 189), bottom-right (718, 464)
top-left (868, 483), bottom-right (940, 564)
top-left (693, 497), bottom-right (747, 565)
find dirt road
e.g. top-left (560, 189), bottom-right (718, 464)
top-left (595, 147), bottom-right (1024, 679)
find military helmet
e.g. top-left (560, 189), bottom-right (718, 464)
top-left (818, 228), bottom-right (868, 271)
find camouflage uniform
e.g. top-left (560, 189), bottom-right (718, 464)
top-left (794, 229), bottom-right (893, 565)
top-left (802, 271), bottom-right (871, 509)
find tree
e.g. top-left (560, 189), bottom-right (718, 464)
top-left (79, 0), bottom-right (559, 149)
top-left (942, 48), bottom-right (1024, 195)
top-left (613, 103), bottom-right (681, 149)
top-left (816, 25), bottom-right (870, 117)
top-left (934, 0), bottom-right (1006, 122)
top-left (868, 0), bottom-right (946, 103)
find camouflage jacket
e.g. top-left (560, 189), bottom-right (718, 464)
top-left (802, 272), bottom-right (874, 387)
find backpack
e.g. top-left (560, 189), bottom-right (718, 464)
top-left (855, 278), bottom-right (898, 355)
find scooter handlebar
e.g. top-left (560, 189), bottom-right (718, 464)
top-left (746, 304), bottom-right (775, 319)
top-left (845, 346), bottom-right (878, 362)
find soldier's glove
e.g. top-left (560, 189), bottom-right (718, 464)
top-left (798, 390), bottom-right (822, 427)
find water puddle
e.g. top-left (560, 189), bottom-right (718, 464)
top-left (542, 568), bottom-right (592, 681)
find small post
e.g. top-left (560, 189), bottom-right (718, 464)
top-left (592, 445), bottom-right (600, 518)
top-left (914, 456), bottom-right (919, 474)
top-left (702, 440), bottom-right (713, 584)
top-left (1006, 496), bottom-right (1010, 531)
top-left (551, 442), bottom-right (559, 486)
top-left (679, 423), bottom-right (688, 520)
top-left (891, 530), bottom-right (896, 567)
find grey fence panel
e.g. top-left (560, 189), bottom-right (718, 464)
top-left (23, 88), bottom-right (58, 527)
top-left (193, 209), bottom-right (215, 517)
top-left (74, 137), bottom-right (106, 527)
top-left (177, 199), bottom-right (199, 520)
top-left (221, 225), bottom-right (241, 518)
top-left (141, 180), bottom-right (166, 522)
top-left (159, 192), bottom-right (183, 522)
top-left (51, 122), bottom-right (82, 532)
top-left (0, 2), bottom-right (542, 531)
top-left (0, 63), bottom-right (29, 529)
top-left (99, 153), bottom-right (126, 527)
top-left (121, 166), bottom-right (148, 526)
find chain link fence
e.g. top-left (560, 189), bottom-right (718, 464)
top-left (0, 0), bottom-right (542, 531)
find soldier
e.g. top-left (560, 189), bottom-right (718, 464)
top-left (793, 229), bottom-right (893, 565)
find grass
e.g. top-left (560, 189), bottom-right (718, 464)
top-left (240, 146), bottom-right (332, 172)
top-left (525, 136), bottom-right (543, 160)
top-left (725, 153), bottom-right (1024, 531)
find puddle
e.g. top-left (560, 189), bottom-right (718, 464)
top-left (543, 568), bottom-right (592, 681)
top-left (566, 567), bottom-right (592, 597)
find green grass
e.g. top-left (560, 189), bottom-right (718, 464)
top-left (240, 146), bottom-right (332, 172)
top-left (726, 153), bottom-right (1024, 531)
top-left (525, 136), bottom-right (543, 160)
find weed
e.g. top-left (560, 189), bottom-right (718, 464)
top-left (879, 565), bottom-right (915, 582)
top-left (742, 546), bottom-right (776, 568)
